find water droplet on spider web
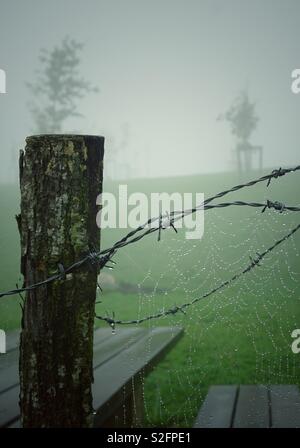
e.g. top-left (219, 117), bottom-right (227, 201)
top-left (100, 204), bottom-right (300, 427)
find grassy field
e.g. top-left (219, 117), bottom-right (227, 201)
top-left (0, 169), bottom-right (300, 426)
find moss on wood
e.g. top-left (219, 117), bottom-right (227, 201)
top-left (19, 134), bottom-right (104, 427)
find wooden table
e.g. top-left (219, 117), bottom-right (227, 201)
top-left (194, 385), bottom-right (300, 428)
top-left (0, 326), bottom-right (183, 428)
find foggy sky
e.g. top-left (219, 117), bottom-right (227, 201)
top-left (0, 0), bottom-right (300, 181)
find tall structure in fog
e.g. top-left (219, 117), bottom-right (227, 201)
top-left (219, 91), bottom-right (262, 173)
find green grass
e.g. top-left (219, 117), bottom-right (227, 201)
top-left (0, 169), bottom-right (300, 427)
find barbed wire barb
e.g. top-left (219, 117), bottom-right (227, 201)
top-left (0, 164), bottom-right (299, 300)
top-left (95, 222), bottom-right (300, 325)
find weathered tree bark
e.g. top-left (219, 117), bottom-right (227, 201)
top-left (18, 135), bottom-right (104, 427)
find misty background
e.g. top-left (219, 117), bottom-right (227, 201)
top-left (0, 0), bottom-right (300, 183)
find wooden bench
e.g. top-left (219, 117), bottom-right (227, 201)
top-left (0, 326), bottom-right (183, 428)
top-left (194, 385), bottom-right (300, 428)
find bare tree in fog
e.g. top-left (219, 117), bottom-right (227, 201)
top-left (27, 37), bottom-right (97, 133)
top-left (218, 91), bottom-right (262, 173)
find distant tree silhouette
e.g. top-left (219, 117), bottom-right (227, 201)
top-left (219, 91), bottom-right (262, 173)
top-left (27, 37), bottom-right (97, 133)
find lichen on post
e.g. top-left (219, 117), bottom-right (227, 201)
top-left (18, 135), bottom-right (104, 427)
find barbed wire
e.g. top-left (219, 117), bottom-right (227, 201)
top-left (95, 221), bottom-right (300, 327)
top-left (0, 165), bottom-right (299, 300)
top-left (201, 200), bottom-right (300, 213)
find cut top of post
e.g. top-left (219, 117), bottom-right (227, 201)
top-left (26, 134), bottom-right (105, 145)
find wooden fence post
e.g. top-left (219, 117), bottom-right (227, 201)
top-left (18, 135), bottom-right (104, 427)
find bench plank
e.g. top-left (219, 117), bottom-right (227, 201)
top-left (0, 385), bottom-right (20, 427)
top-left (92, 326), bottom-right (183, 426)
top-left (93, 327), bottom-right (137, 349)
top-left (0, 350), bottom-right (19, 392)
top-left (0, 328), bottom-right (142, 395)
top-left (1, 327), bottom-right (111, 353)
top-left (195, 385), bottom-right (300, 428)
top-left (233, 385), bottom-right (269, 428)
top-left (93, 328), bottom-right (147, 368)
top-left (0, 326), bottom-right (183, 428)
top-left (0, 328), bottom-right (147, 427)
top-left (5, 330), bottom-right (20, 353)
top-left (270, 385), bottom-right (300, 428)
top-left (194, 385), bottom-right (237, 428)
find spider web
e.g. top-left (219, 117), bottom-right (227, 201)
top-left (96, 172), bottom-right (300, 427)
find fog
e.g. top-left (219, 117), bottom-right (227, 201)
top-left (0, 0), bottom-right (300, 182)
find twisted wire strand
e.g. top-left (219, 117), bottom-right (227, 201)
top-left (95, 221), bottom-right (300, 326)
top-left (0, 165), bottom-right (299, 299)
